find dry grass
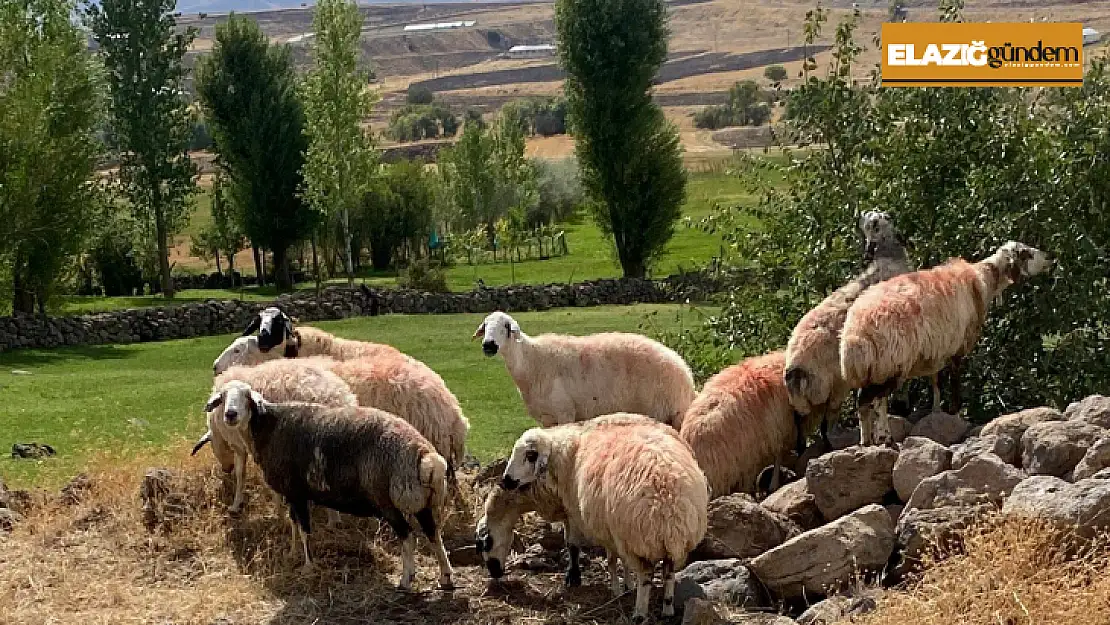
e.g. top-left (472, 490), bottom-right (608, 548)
top-left (856, 516), bottom-right (1110, 625)
top-left (0, 450), bottom-right (643, 624)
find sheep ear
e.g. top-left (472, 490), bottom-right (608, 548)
top-left (510, 320), bottom-right (522, 342)
top-left (204, 391), bottom-right (224, 412)
top-left (283, 331), bottom-right (300, 358)
top-left (473, 322), bottom-right (486, 340)
top-left (535, 453), bottom-right (548, 478)
top-left (191, 430), bottom-right (213, 456)
top-left (242, 314), bottom-right (261, 336)
top-left (249, 391), bottom-right (268, 415)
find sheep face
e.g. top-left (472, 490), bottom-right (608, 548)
top-left (502, 429), bottom-right (550, 490)
top-left (204, 380), bottom-right (267, 428)
top-left (212, 336), bottom-right (269, 375)
top-left (859, 210), bottom-right (905, 259)
top-left (242, 307), bottom-right (293, 353)
top-left (473, 311), bottom-right (521, 357)
top-left (996, 241), bottom-right (1052, 281)
top-left (475, 509), bottom-right (515, 579)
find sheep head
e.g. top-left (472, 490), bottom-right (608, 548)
top-left (204, 380), bottom-right (268, 428)
top-left (244, 307), bottom-right (294, 353)
top-left (213, 336), bottom-right (275, 375)
top-left (502, 428), bottom-right (551, 490)
top-left (475, 311), bottom-right (521, 357)
top-left (989, 241), bottom-right (1053, 287)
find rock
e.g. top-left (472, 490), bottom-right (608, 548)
top-left (0, 507), bottom-right (21, 531)
top-left (475, 458), bottom-right (508, 485)
top-left (981, 407), bottom-right (1065, 440)
top-left (888, 416), bottom-right (913, 444)
top-left (760, 479), bottom-right (824, 531)
top-left (1094, 468), bottom-right (1110, 480)
top-left (695, 494), bottom-right (800, 560)
top-left (892, 437), bottom-right (952, 502)
top-left (730, 614), bottom-right (797, 625)
top-left (885, 503), bottom-right (904, 525)
top-left (1065, 395), bottom-right (1110, 429)
top-left (749, 504), bottom-right (895, 599)
top-left (909, 412), bottom-right (971, 446)
top-left (1021, 420), bottom-right (1105, 478)
top-left (826, 424), bottom-right (861, 450)
top-left (681, 598), bottom-right (723, 625)
top-left (796, 589), bottom-right (881, 625)
top-left (674, 559), bottom-right (768, 610)
top-left (1073, 437), bottom-right (1110, 481)
top-left (893, 505), bottom-right (990, 576)
top-left (951, 434), bottom-right (1019, 470)
top-left (905, 453), bottom-right (1024, 511)
top-left (11, 442), bottom-right (56, 459)
top-left (60, 473), bottom-right (91, 505)
top-left (967, 425), bottom-right (984, 438)
top-left (806, 446), bottom-right (898, 520)
top-left (1002, 475), bottom-right (1110, 538)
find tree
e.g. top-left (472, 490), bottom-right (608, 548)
top-left (0, 0), bottom-right (105, 313)
top-left (195, 14), bottom-right (314, 289)
top-left (89, 0), bottom-right (197, 298)
top-left (764, 64), bottom-right (788, 83)
top-left (357, 160), bottom-right (434, 270)
top-left (301, 0), bottom-right (378, 287)
top-left (407, 84), bottom-right (434, 105)
top-left (189, 175), bottom-right (245, 278)
top-left (556, 0), bottom-right (687, 278)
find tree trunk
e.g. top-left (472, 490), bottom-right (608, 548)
top-left (259, 249), bottom-right (266, 284)
top-left (621, 256), bottom-right (646, 279)
top-left (252, 245), bottom-right (264, 287)
top-left (340, 207), bottom-right (354, 287)
top-left (311, 231), bottom-right (321, 297)
top-left (370, 239), bottom-right (392, 271)
top-left (214, 249), bottom-right (222, 275)
top-left (11, 251), bottom-right (34, 315)
top-left (155, 213), bottom-right (175, 298)
top-left (273, 246), bottom-right (292, 290)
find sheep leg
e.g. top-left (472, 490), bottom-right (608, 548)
top-left (416, 507), bottom-right (454, 590)
top-left (607, 552), bottom-right (623, 596)
top-left (930, 372), bottom-right (942, 412)
top-left (565, 544), bottom-right (582, 587)
top-left (229, 452), bottom-right (247, 514)
top-left (662, 559), bottom-right (676, 617)
top-left (624, 559), bottom-right (636, 592)
top-left (859, 381), bottom-right (897, 446)
top-left (857, 397), bottom-right (874, 446)
top-left (874, 395), bottom-right (894, 447)
top-left (630, 559), bottom-right (653, 623)
top-left (949, 356), bottom-right (964, 414)
top-left (792, 410), bottom-right (807, 456)
top-left (288, 499), bottom-right (312, 570)
top-left (384, 509), bottom-right (416, 591)
top-left (769, 447), bottom-right (784, 492)
top-left (820, 410), bottom-right (831, 448)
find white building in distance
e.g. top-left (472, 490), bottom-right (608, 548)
top-left (507, 44), bottom-right (556, 59)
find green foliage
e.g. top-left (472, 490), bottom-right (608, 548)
top-left (195, 14), bottom-right (312, 289)
top-left (387, 103), bottom-right (458, 142)
top-left (678, 5), bottom-right (1110, 421)
top-left (0, 0), bottom-right (106, 313)
top-left (764, 64), bottom-right (788, 83)
top-left (188, 175), bottom-right (246, 276)
top-left (556, 0), bottom-right (687, 278)
top-left (88, 212), bottom-right (145, 297)
top-left (464, 108), bottom-right (486, 130)
top-left (529, 157), bottom-right (583, 228)
top-left (406, 84), bottom-right (434, 105)
top-left (300, 0), bottom-right (378, 286)
top-left (693, 80), bottom-right (773, 129)
top-left (189, 117), bottom-right (213, 151)
top-left (501, 96), bottom-right (569, 136)
top-left (357, 160), bottom-right (434, 270)
top-left (397, 259), bottom-right (449, 292)
top-left (89, 0), bottom-right (197, 299)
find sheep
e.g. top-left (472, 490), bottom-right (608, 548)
top-left (213, 326), bottom-right (403, 374)
top-left (679, 351), bottom-right (797, 498)
top-left (213, 332), bottom-right (469, 478)
top-left (500, 414), bottom-right (709, 620)
top-left (474, 311), bottom-right (696, 427)
top-left (783, 210), bottom-right (913, 453)
top-left (840, 241), bottom-right (1052, 445)
top-left (192, 357), bottom-right (358, 514)
top-left (203, 380), bottom-right (454, 590)
top-left (240, 306), bottom-right (294, 352)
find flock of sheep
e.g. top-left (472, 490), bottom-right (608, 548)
top-left (191, 210), bottom-right (1051, 621)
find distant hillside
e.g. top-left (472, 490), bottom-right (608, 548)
top-left (171, 0), bottom-right (539, 15)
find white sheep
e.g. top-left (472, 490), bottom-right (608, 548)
top-left (203, 380), bottom-right (454, 589)
top-left (501, 414), bottom-right (708, 620)
top-left (212, 325), bottom-right (403, 374)
top-left (783, 210), bottom-right (912, 452)
top-left (192, 357), bottom-right (357, 514)
top-left (474, 311), bottom-right (696, 427)
top-left (840, 241), bottom-right (1052, 445)
top-left (679, 351), bottom-right (796, 498)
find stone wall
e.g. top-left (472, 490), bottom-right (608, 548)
top-left (0, 272), bottom-right (732, 352)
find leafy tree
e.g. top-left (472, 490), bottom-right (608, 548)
top-left (0, 0), bottom-right (105, 313)
top-left (694, 80), bottom-right (773, 129)
top-left (529, 157), bottom-right (583, 227)
top-left (356, 160), bottom-right (434, 270)
top-left (764, 64), bottom-right (788, 83)
top-left (189, 175), bottom-right (246, 278)
top-left (89, 0), bottom-right (197, 298)
top-left (195, 14), bottom-right (313, 289)
top-left (301, 0), bottom-right (378, 287)
top-left (406, 84), bottom-right (434, 105)
top-left (387, 103), bottom-right (458, 142)
top-left (556, 0), bottom-right (687, 278)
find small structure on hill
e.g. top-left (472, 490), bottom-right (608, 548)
top-left (1084, 27), bottom-right (1102, 45)
top-left (403, 20), bottom-right (476, 32)
top-left (507, 44), bottom-right (556, 59)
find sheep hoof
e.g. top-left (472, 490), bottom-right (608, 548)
top-left (662, 604), bottom-right (675, 617)
top-left (228, 504), bottom-right (243, 515)
top-left (439, 575), bottom-right (454, 590)
top-left (397, 577), bottom-right (415, 592)
top-left (631, 614), bottom-right (646, 624)
top-left (565, 568), bottom-right (582, 587)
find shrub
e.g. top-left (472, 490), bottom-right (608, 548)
top-left (764, 64), bottom-right (788, 83)
top-left (406, 84), bottom-right (433, 105)
top-left (529, 157), bottom-right (584, 227)
top-left (693, 80), bottom-right (773, 129)
top-left (387, 103), bottom-right (458, 142)
top-left (397, 259), bottom-right (449, 292)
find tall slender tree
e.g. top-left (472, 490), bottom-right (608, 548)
top-left (195, 14), bottom-right (314, 290)
top-left (301, 0), bottom-right (378, 287)
top-left (556, 0), bottom-right (687, 278)
top-left (0, 0), bottom-right (105, 313)
top-left (89, 0), bottom-right (196, 298)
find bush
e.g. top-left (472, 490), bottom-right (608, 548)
top-left (529, 157), bottom-right (584, 227)
top-left (89, 229), bottom-right (145, 297)
top-left (501, 97), bottom-right (569, 137)
top-left (406, 84), bottom-right (433, 105)
top-left (764, 64), bottom-right (788, 83)
top-left (692, 81), bottom-right (773, 129)
top-left (387, 103), bottom-right (458, 142)
top-left (397, 259), bottom-right (449, 292)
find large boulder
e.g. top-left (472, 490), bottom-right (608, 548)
top-left (905, 453), bottom-right (1024, 511)
top-left (909, 412), bottom-right (971, 446)
top-left (981, 407), bottom-right (1065, 441)
top-left (1002, 475), bottom-right (1110, 538)
top-left (760, 479), bottom-right (824, 531)
top-left (695, 493), bottom-right (800, 560)
top-left (681, 598), bottom-right (723, 625)
top-left (951, 434), bottom-right (1020, 470)
top-left (749, 504), bottom-right (895, 600)
top-left (892, 437), bottom-right (952, 503)
top-left (806, 446), bottom-right (898, 520)
top-left (1065, 395), bottom-right (1110, 429)
top-left (888, 416), bottom-right (913, 444)
top-left (1021, 420), bottom-right (1106, 478)
top-left (1073, 437), bottom-right (1110, 481)
top-left (893, 504), bottom-right (991, 577)
top-left (674, 559), bottom-right (768, 611)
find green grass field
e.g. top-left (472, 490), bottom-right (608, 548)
top-left (0, 303), bottom-right (712, 489)
top-left (54, 169), bottom-right (759, 314)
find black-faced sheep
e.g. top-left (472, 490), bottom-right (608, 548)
top-left (474, 311), bottom-right (696, 427)
top-left (203, 380), bottom-right (454, 590)
top-left (213, 326), bottom-right (404, 374)
top-left (500, 415), bottom-right (708, 621)
top-left (783, 210), bottom-right (912, 453)
top-left (840, 241), bottom-right (1052, 445)
top-left (241, 307), bottom-right (294, 352)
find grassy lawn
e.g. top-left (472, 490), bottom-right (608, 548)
top-left (52, 169), bottom-right (762, 314)
top-left (0, 303), bottom-right (711, 489)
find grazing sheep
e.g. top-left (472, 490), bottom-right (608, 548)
top-left (192, 358), bottom-right (358, 514)
top-left (213, 326), bottom-right (403, 374)
top-left (500, 415), bottom-right (709, 620)
top-left (679, 351), bottom-right (796, 498)
top-left (841, 241), bottom-right (1052, 445)
top-left (783, 210), bottom-right (913, 453)
top-left (474, 311), bottom-right (696, 427)
top-left (203, 380), bottom-right (454, 590)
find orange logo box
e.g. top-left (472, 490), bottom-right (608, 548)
top-left (881, 22), bottom-right (1083, 87)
